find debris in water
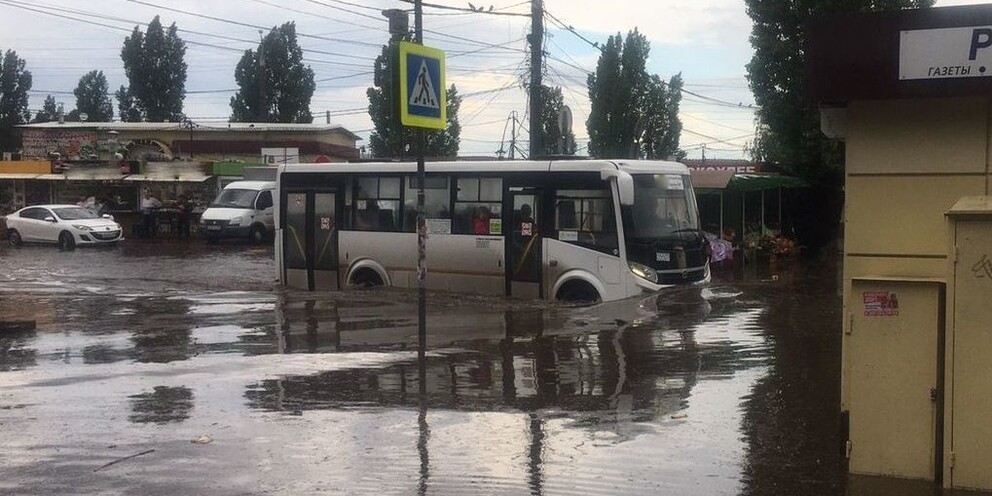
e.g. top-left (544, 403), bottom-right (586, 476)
top-left (93, 449), bottom-right (155, 472)
top-left (192, 434), bottom-right (213, 445)
top-left (671, 413), bottom-right (688, 420)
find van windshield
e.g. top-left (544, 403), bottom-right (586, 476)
top-left (211, 189), bottom-right (258, 209)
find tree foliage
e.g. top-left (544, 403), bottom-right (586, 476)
top-left (539, 85), bottom-right (576, 156)
top-left (32, 95), bottom-right (58, 123)
top-left (745, 0), bottom-right (934, 183)
top-left (0, 49), bottom-right (31, 152)
top-left (230, 23), bottom-right (316, 123)
top-left (118, 16), bottom-right (187, 122)
top-left (70, 70), bottom-right (113, 122)
top-left (745, 0), bottom-right (934, 252)
top-left (367, 33), bottom-right (461, 159)
top-left (586, 30), bottom-right (683, 160)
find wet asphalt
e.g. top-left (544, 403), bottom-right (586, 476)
top-left (0, 240), bottom-right (852, 495)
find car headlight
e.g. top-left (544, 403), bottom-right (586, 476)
top-left (72, 224), bottom-right (93, 231)
top-left (229, 216), bottom-right (243, 225)
top-left (628, 261), bottom-right (658, 283)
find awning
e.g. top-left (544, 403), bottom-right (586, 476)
top-left (690, 170), bottom-right (735, 190)
top-left (64, 169), bottom-right (129, 181)
top-left (0, 173), bottom-right (41, 180)
top-left (124, 174), bottom-right (212, 182)
top-left (35, 174), bottom-right (67, 181)
top-left (730, 173), bottom-right (808, 192)
top-left (689, 170), bottom-right (807, 191)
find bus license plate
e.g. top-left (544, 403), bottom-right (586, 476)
top-left (656, 252), bottom-right (671, 262)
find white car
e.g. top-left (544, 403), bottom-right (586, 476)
top-left (5, 204), bottom-right (124, 250)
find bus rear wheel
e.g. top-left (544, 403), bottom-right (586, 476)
top-left (351, 268), bottom-right (384, 288)
top-left (555, 280), bottom-right (601, 305)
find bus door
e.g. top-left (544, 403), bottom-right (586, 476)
top-left (506, 190), bottom-right (542, 299)
top-left (282, 190), bottom-right (340, 291)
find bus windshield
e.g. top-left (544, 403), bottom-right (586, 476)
top-left (626, 174), bottom-right (699, 240)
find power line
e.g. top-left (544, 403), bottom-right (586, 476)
top-left (543, 10), bottom-right (601, 52)
top-left (395, 0), bottom-right (530, 17)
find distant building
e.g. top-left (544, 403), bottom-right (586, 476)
top-left (16, 121), bottom-right (360, 163)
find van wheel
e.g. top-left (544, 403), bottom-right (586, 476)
top-left (58, 231), bottom-right (76, 251)
top-left (351, 268), bottom-right (384, 288)
top-left (555, 280), bottom-right (600, 305)
top-left (7, 229), bottom-right (22, 247)
top-left (249, 224), bottom-right (266, 244)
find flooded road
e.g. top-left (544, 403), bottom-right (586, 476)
top-left (0, 242), bottom-right (846, 495)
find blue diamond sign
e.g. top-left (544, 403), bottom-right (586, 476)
top-left (399, 41), bottom-right (446, 130)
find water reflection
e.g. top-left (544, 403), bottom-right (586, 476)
top-left (128, 385), bottom-right (194, 424)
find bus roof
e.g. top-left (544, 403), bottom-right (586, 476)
top-left (279, 160), bottom-right (688, 176)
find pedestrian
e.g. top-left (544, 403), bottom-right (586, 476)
top-left (140, 189), bottom-right (162, 239)
top-left (177, 193), bottom-right (192, 240)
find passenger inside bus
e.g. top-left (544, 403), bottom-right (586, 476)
top-left (473, 206), bottom-right (491, 235)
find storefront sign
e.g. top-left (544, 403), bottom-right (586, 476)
top-left (900, 26), bottom-right (992, 80)
top-left (863, 291), bottom-right (900, 317)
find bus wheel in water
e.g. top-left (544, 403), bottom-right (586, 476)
top-left (351, 268), bottom-right (384, 288)
top-left (555, 280), bottom-right (600, 305)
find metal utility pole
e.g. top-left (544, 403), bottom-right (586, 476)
top-left (414, 0), bottom-right (428, 395)
top-left (528, 0), bottom-right (543, 159)
top-left (509, 112), bottom-right (517, 160)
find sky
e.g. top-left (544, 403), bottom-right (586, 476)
top-left (0, 0), bottom-right (981, 160)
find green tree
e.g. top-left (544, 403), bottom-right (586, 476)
top-left (367, 33), bottom-right (461, 159)
top-left (745, 0), bottom-right (933, 249)
top-left (32, 95), bottom-right (58, 123)
top-left (115, 86), bottom-right (142, 122)
top-left (0, 49), bottom-right (32, 152)
top-left (539, 85), bottom-right (575, 156)
top-left (69, 70), bottom-right (113, 122)
top-left (119, 16), bottom-right (187, 122)
top-left (586, 30), bottom-right (683, 159)
top-left (230, 22), bottom-right (316, 123)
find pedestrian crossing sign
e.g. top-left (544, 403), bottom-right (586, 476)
top-left (399, 41), bottom-right (446, 130)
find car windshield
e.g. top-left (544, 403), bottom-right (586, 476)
top-left (626, 174), bottom-right (699, 239)
top-left (211, 189), bottom-right (258, 209)
top-left (53, 207), bottom-right (100, 220)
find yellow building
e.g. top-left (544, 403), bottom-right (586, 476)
top-left (809, 4), bottom-right (992, 492)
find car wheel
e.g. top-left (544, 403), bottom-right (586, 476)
top-left (7, 229), bottom-right (22, 247)
top-left (58, 231), bottom-right (76, 251)
top-left (249, 224), bottom-right (266, 244)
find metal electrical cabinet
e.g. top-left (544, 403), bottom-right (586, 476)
top-left (846, 278), bottom-right (945, 481)
top-left (946, 198), bottom-right (992, 491)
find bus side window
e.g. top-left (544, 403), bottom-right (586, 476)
top-left (554, 189), bottom-right (618, 254)
top-left (453, 177), bottom-right (502, 235)
top-left (403, 176), bottom-right (451, 232)
top-left (353, 176), bottom-right (402, 232)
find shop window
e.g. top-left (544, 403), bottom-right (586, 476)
top-left (453, 177), bottom-right (503, 235)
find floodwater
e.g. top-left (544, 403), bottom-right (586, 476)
top-left (0, 241), bottom-right (853, 495)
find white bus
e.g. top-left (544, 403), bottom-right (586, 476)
top-left (275, 160), bottom-right (710, 303)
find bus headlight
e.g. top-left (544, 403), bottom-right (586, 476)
top-left (628, 261), bottom-right (658, 284)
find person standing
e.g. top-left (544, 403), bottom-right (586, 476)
top-left (140, 189), bottom-right (162, 239)
top-left (177, 193), bottom-right (192, 240)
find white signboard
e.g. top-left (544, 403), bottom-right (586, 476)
top-left (900, 27), bottom-right (992, 80)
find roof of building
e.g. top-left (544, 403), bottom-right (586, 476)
top-left (18, 121), bottom-right (362, 141)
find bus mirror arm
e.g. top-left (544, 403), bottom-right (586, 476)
top-left (601, 168), bottom-right (635, 206)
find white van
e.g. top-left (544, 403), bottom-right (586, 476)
top-left (199, 181), bottom-right (276, 243)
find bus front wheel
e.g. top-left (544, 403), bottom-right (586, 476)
top-left (555, 280), bottom-right (601, 305)
top-left (351, 268), bottom-right (384, 288)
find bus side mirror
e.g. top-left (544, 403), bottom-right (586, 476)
top-left (601, 168), bottom-right (635, 206)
